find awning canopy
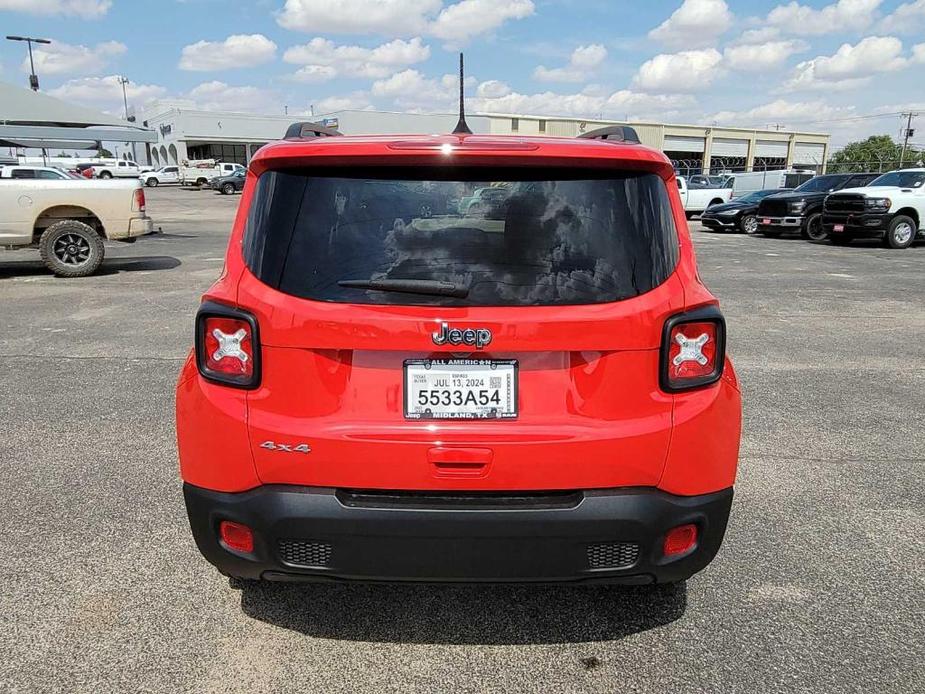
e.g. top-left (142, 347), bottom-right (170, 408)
top-left (0, 80), bottom-right (156, 147)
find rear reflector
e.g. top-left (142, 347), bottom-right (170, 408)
top-left (663, 523), bottom-right (698, 557)
top-left (133, 187), bottom-right (146, 212)
top-left (661, 307), bottom-right (725, 392)
top-left (219, 520), bottom-right (254, 553)
top-left (195, 302), bottom-right (261, 388)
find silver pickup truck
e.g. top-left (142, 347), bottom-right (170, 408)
top-left (0, 177), bottom-right (153, 277)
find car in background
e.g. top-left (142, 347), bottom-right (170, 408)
top-left (92, 160), bottom-right (143, 179)
top-left (823, 168), bottom-right (925, 248)
top-left (211, 169), bottom-right (246, 195)
top-left (688, 174), bottom-right (730, 189)
top-left (700, 188), bottom-right (792, 234)
top-left (0, 165), bottom-right (79, 180)
top-left (756, 172), bottom-right (880, 241)
top-left (458, 186), bottom-right (509, 215)
top-left (724, 169), bottom-right (815, 197)
top-left (141, 166), bottom-right (180, 187)
top-left (676, 175), bottom-right (734, 218)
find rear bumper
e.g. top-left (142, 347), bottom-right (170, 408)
top-left (127, 216), bottom-right (154, 237)
top-left (822, 211), bottom-right (889, 238)
top-left (184, 483), bottom-right (733, 584)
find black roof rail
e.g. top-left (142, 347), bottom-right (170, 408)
top-left (284, 121), bottom-right (342, 140)
top-left (577, 125), bottom-right (640, 144)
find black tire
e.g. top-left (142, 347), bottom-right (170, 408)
top-left (146, 177), bottom-right (159, 188)
top-left (801, 213), bottom-right (826, 241)
top-left (38, 220), bottom-right (105, 278)
top-left (883, 215), bottom-right (916, 249)
top-left (739, 214), bottom-right (758, 235)
top-left (222, 182), bottom-right (235, 195)
top-left (685, 211), bottom-right (695, 220)
top-left (99, 171), bottom-right (112, 179)
top-left (197, 177), bottom-right (209, 187)
top-left (830, 233), bottom-right (853, 246)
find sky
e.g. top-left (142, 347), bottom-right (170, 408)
top-left (1, 0), bottom-right (924, 148)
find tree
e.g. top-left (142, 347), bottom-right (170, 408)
top-left (97, 147), bottom-right (114, 158)
top-left (828, 135), bottom-right (922, 173)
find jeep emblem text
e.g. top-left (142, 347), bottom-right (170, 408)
top-left (432, 323), bottom-right (492, 350)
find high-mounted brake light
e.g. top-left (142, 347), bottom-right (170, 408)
top-left (133, 187), bottom-right (146, 212)
top-left (660, 307), bottom-right (725, 392)
top-left (195, 302), bottom-right (261, 388)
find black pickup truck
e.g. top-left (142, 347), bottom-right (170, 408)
top-left (756, 172), bottom-right (880, 241)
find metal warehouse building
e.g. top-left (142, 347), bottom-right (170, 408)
top-left (135, 102), bottom-right (830, 174)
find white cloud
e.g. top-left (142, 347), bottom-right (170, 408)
top-left (783, 36), bottom-right (910, 91)
top-left (633, 48), bottom-right (724, 92)
top-left (48, 74), bottom-right (167, 112)
top-left (728, 27), bottom-right (782, 45)
top-left (766, 0), bottom-right (882, 36)
top-left (534, 44), bottom-right (607, 83)
top-left (277, 0), bottom-right (533, 42)
top-left (428, 0), bottom-right (535, 45)
top-left (24, 40), bottom-right (125, 76)
top-left (476, 80), bottom-right (511, 98)
top-left (371, 69), bottom-right (433, 98)
top-left (708, 98), bottom-right (855, 127)
top-left (184, 81), bottom-right (280, 112)
top-left (880, 0), bottom-right (925, 33)
top-left (179, 34), bottom-right (277, 71)
top-left (914, 42), bottom-right (925, 62)
top-left (724, 39), bottom-right (808, 71)
top-left (314, 92), bottom-right (372, 112)
top-left (0, 0), bottom-right (110, 17)
top-left (648, 0), bottom-right (733, 49)
top-left (284, 37), bottom-right (430, 82)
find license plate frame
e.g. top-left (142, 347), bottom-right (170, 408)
top-left (403, 358), bottom-right (518, 420)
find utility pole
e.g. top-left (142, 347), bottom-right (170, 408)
top-left (117, 76), bottom-right (136, 162)
top-left (900, 112), bottom-right (917, 167)
top-left (6, 35), bottom-right (51, 91)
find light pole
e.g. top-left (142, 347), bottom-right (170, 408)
top-left (117, 76), bottom-right (137, 162)
top-left (6, 35), bottom-right (51, 91)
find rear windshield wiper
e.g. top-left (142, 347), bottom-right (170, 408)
top-left (337, 278), bottom-right (470, 298)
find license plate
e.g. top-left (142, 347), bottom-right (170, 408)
top-left (404, 359), bottom-right (517, 420)
top-left (833, 224), bottom-right (845, 232)
top-left (761, 218), bottom-right (771, 225)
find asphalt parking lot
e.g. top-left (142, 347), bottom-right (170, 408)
top-left (1, 186), bottom-right (923, 693)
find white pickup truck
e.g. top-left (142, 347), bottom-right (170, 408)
top-left (822, 168), bottom-right (925, 248)
top-left (91, 160), bottom-right (143, 179)
top-left (0, 178), bottom-right (154, 277)
top-left (179, 160), bottom-right (245, 187)
top-left (676, 176), bottom-right (734, 217)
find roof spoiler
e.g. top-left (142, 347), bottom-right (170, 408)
top-left (577, 125), bottom-right (640, 144)
top-left (284, 121), bottom-right (342, 140)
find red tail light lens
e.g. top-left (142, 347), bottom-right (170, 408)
top-left (663, 523), bottom-right (698, 557)
top-left (195, 302), bottom-right (261, 388)
top-left (133, 187), bottom-right (146, 212)
top-left (219, 520), bottom-right (254, 553)
top-left (661, 307), bottom-right (725, 392)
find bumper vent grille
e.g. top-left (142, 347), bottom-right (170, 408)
top-left (587, 542), bottom-right (639, 569)
top-left (278, 539), bottom-right (333, 567)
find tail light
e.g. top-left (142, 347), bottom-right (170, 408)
top-left (660, 306), bottom-right (725, 392)
top-left (219, 520), bottom-right (254, 553)
top-left (132, 187), bottom-right (146, 212)
top-left (195, 301), bottom-right (261, 388)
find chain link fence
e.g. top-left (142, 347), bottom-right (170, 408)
top-left (672, 153), bottom-right (925, 182)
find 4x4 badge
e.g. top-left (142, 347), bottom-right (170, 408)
top-left (432, 322), bottom-right (492, 350)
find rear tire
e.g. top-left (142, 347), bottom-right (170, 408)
top-left (99, 171), bottom-right (112, 179)
top-left (884, 215), bottom-right (916, 249)
top-left (39, 220), bottom-right (105, 278)
top-left (801, 213), bottom-right (826, 241)
top-left (739, 214), bottom-right (758, 235)
top-left (146, 178), bottom-right (159, 187)
top-left (197, 177), bottom-right (209, 187)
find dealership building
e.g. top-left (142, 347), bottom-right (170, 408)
top-left (134, 102), bottom-right (830, 173)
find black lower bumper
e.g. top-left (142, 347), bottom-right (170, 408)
top-left (700, 216), bottom-right (737, 230)
top-left (184, 484), bottom-right (733, 584)
top-left (822, 212), bottom-right (889, 238)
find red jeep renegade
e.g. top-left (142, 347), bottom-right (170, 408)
top-left (176, 121), bottom-right (742, 585)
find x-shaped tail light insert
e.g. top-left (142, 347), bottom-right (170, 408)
top-left (211, 327), bottom-right (249, 364)
top-left (672, 331), bottom-right (710, 366)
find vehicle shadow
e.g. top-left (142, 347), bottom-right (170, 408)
top-left (238, 580), bottom-right (686, 645)
top-left (0, 255), bottom-right (181, 279)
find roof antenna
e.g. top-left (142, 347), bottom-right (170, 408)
top-left (452, 52), bottom-right (472, 135)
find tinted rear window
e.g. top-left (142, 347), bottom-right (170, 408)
top-left (244, 167), bottom-right (679, 306)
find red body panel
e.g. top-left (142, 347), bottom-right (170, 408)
top-left (176, 133), bottom-right (741, 497)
